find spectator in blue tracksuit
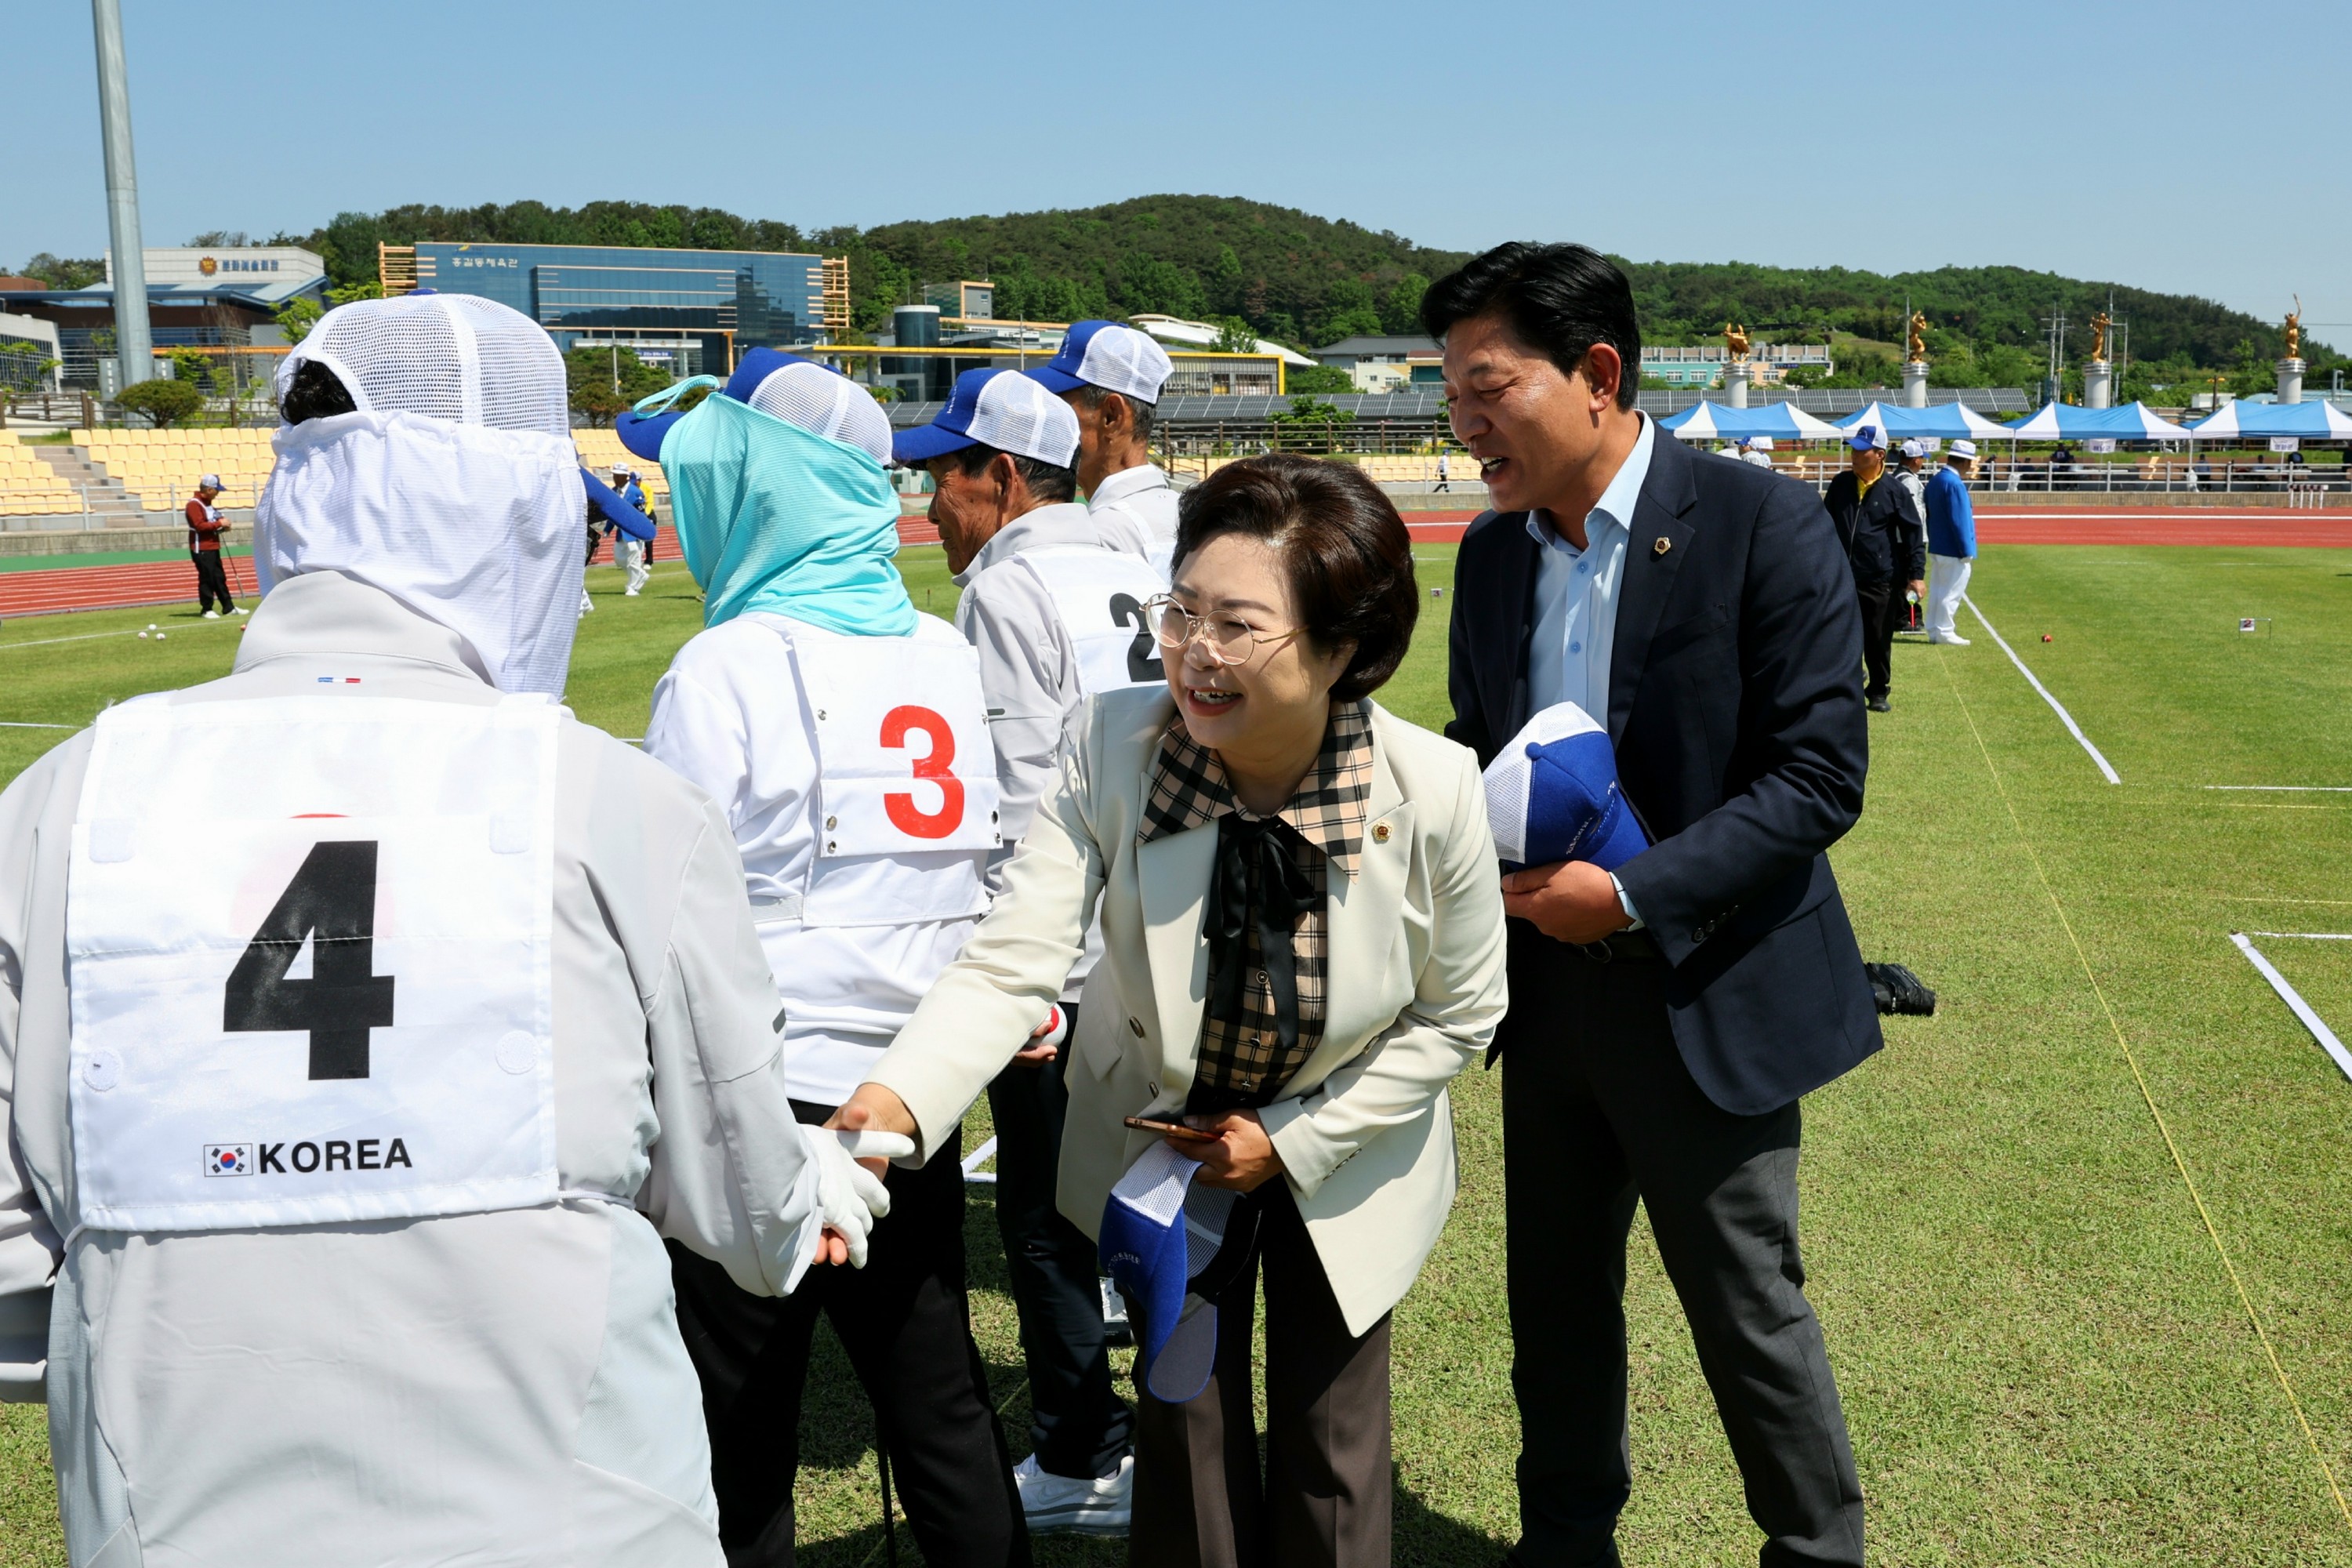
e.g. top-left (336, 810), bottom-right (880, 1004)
top-left (1924, 439), bottom-right (1980, 644)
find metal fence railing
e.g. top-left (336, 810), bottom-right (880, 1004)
top-left (1774, 459), bottom-right (2349, 500)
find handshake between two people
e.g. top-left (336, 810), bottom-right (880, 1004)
top-left (1486, 702), bottom-right (1651, 946)
top-left (808, 1000), bottom-right (1075, 1269)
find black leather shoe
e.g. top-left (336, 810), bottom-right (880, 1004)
top-left (1867, 695), bottom-right (1891, 713)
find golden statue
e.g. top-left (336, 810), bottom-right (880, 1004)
top-left (1906, 310), bottom-right (1928, 363)
top-left (2285, 296), bottom-right (2302, 361)
top-left (2089, 310), bottom-right (2111, 364)
top-left (1722, 321), bottom-right (1751, 361)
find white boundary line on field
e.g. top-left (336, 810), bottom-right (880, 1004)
top-left (0, 722), bottom-right (76, 729)
top-left (1962, 594), bottom-right (2122, 784)
top-left (2203, 785), bottom-right (2352, 793)
top-left (2230, 932), bottom-right (2352, 1083)
top-left (2245, 931), bottom-right (2352, 940)
top-left (961, 1134), bottom-right (998, 1185)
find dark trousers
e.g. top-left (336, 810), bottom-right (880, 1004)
top-left (1131, 1181), bottom-right (1392, 1568)
top-left (193, 551), bottom-right (235, 613)
top-left (1501, 948), bottom-right (1863, 1568)
top-left (1854, 581), bottom-right (1893, 699)
top-left (985, 1004), bottom-right (1135, 1480)
top-left (667, 1102), bottom-right (1029, 1568)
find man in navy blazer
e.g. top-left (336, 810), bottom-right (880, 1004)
top-left (1428, 243), bottom-right (1879, 1567)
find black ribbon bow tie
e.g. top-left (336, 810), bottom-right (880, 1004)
top-left (1205, 811), bottom-right (1318, 1057)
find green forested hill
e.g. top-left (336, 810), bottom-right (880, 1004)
top-left (253, 195), bottom-right (2332, 396)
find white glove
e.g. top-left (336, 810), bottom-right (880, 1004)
top-left (809, 1130), bottom-right (896, 1269)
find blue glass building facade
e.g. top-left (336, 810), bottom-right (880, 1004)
top-left (408, 242), bottom-right (826, 376)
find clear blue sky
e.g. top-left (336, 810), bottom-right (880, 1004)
top-left (5, 0), bottom-right (2343, 347)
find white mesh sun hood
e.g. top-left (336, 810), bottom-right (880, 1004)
top-left (259, 295), bottom-right (586, 696)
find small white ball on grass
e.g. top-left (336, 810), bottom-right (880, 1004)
top-left (154, 633), bottom-right (166, 641)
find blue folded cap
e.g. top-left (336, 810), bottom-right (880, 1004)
top-left (617, 349), bottom-right (820, 463)
top-left (1098, 1142), bottom-right (1256, 1403)
top-left (1481, 702), bottom-right (1649, 871)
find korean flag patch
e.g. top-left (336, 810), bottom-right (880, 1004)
top-left (204, 1144), bottom-right (254, 1178)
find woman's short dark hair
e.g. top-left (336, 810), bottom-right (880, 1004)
top-left (1173, 455), bottom-right (1417, 702)
top-left (1419, 241), bottom-right (1642, 411)
top-left (279, 358), bottom-right (359, 424)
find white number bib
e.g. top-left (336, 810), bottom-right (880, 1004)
top-left (795, 627), bottom-right (1001, 859)
top-left (67, 694), bottom-right (560, 1233)
top-left (1015, 547), bottom-right (1167, 699)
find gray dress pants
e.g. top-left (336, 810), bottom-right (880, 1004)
top-left (1501, 940), bottom-right (1864, 1568)
top-left (1130, 1181), bottom-right (1392, 1568)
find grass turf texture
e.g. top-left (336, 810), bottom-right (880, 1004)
top-left (5, 542), bottom-right (2352, 1564)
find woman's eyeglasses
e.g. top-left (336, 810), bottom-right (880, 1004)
top-left (1142, 594), bottom-right (1303, 668)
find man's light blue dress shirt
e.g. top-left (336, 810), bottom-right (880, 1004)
top-left (1523, 413), bottom-right (1655, 924)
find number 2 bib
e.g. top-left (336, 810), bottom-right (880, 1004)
top-left (66, 693), bottom-right (561, 1233)
top-left (1014, 547), bottom-right (1167, 699)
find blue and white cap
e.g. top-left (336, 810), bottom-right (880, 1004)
top-left (1025, 320), bottom-right (1175, 403)
top-left (1848, 423), bottom-right (1888, 452)
top-left (1098, 1142), bottom-right (1257, 1404)
top-left (893, 367), bottom-right (1080, 467)
top-left (1482, 701), bottom-right (1650, 871)
top-left (615, 347), bottom-right (891, 467)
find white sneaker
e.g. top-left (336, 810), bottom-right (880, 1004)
top-left (1929, 632), bottom-right (1971, 646)
top-left (1012, 1452), bottom-right (1132, 1536)
top-left (201, 610), bottom-right (220, 619)
top-left (623, 589), bottom-right (639, 597)
top-left (233, 607), bottom-right (249, 616)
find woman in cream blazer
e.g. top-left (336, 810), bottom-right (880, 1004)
top-left (844, 456), bottom-right (1508, 1566)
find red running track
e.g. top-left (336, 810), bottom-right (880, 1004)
top-left (2, 510), bottom-right (2343, 618)
top-left (1373, 507), bottom-right (2352, 549)
top-left (0, 556), bottom-right (261, 619)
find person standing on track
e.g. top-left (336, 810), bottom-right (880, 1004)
top-left (1824, 423), bottom-right (1925, 713)
top-left (185, 474), bottom-right (245, 619)
top-left (1924, 439), bottom-right (1979, 645)
top-left (618, 349), bottom-right (1035, 1568)
top-left (893, 368), bottom-right (1169, 1537)
top-left (1026, 321), bottom-right (1180, 575)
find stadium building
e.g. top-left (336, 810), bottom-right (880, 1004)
top-left (1, 247), bottom-right (329, 392)
top-left (380, 242), bottom-right (844, 377)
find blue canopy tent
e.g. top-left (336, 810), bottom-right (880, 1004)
top-left (1655, 401), bottom-right (1844, 441)
top-left (2183, 399), bottom-right (2352, 439)
top-left (1833, 400), bottom-right (2018, 442)
top-left (2004, 402), bottom-right (2193, 441)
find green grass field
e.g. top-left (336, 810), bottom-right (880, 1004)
top-left (5, 541), bottom-right (2352, 1566)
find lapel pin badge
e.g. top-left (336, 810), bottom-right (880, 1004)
top-left (1372, 822), bottom-right (1392, 844)
top-left (1652, 536), bottom-right (1673, 557)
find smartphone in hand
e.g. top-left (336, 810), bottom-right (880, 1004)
top-left (1124, 1114), bottom-right (1217, 1142)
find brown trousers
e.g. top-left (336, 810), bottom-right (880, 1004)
top-left (1130, 1182), bottom-right (1392, 1568)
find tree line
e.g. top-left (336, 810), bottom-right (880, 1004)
top-left (17, 197), bottom-right (2335, 401)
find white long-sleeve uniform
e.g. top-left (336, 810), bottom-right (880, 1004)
top-left (0, 572), bottom-right (829, 1568)
top-left (950, 503), bottom-right (1166, 1004)
top-left (1086, 462), bottom-right (1182, 575)
top-left (643, 611), bottom-right (995, 1107)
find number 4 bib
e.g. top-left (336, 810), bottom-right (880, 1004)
top-left (66, 694), bottom-right (561, 1233)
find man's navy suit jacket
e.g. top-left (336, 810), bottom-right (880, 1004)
top-left (1447, 428), bottom-right (1883, 1114)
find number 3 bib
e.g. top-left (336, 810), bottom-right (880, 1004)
top-left (66, 693), bottom-right (561, 1233)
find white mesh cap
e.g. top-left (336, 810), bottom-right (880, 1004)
top-left (1070, 323), bottom-right (1174, 403)
top-left (275, 292), bottom-right (569, 437)
top-left (970, 371), bottom-right (1080, 466)
top-left (746, 361), bottom-right (895, 466)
